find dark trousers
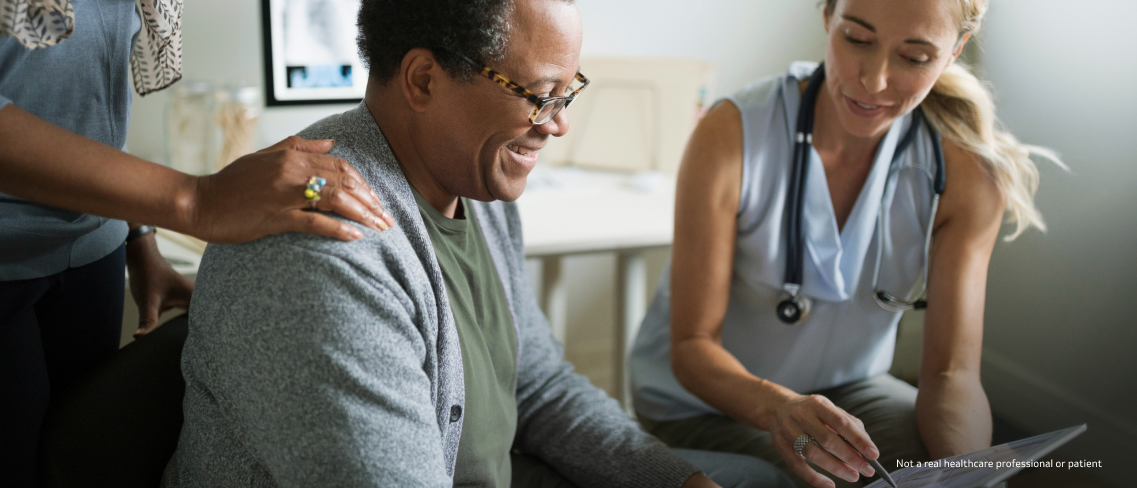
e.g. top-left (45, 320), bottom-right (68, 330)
top-left (0, 246), bottom-right (125, 488)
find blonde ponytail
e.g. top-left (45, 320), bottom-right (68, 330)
top-left (824, 0), bottom-right (1064, 240)
top-left (922, 62), bottom-right (1062, 240)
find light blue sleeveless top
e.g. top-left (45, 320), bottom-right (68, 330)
top-left (0, 0), bottom-right (139, 280)
top-left (631, 62), bottom-right (941, 421)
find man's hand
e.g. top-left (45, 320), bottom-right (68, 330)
top-left (126, 230), bottom-right (194, 336)
top-left (186, 136), bottom-right (396, 243)
top-left (681, 472), bottom-right (722, 488)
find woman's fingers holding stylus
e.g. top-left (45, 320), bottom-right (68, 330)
top-left (777, 395), bottom-right (879, 484)
top-left (779, 439), bottom-right (837, 488)
top-left (801, 439), bottom-right (862, 485)
top-left (804, 398), bottom-right (876, 477)
top-left (814, 404), bottom-right (878, 473)
top-left (805, 428), bottom-right (870, 482)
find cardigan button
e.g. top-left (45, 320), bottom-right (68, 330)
top-left (450, 405), bottom-right (462, 422)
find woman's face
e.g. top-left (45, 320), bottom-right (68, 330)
top-left (823, 0), bottom-right (968, 139)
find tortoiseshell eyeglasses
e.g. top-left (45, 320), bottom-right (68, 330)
top-left (452, 52), bottom-right (589, 125)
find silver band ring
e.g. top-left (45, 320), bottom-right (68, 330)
top-left (794, 434), bottom-right (815, 460)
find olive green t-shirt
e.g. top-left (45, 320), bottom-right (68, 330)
top-left (413, 190), bottom-right (518, 488)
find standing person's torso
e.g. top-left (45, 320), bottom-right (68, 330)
top-left (631, 61), bottom-right (940, 421)
top-left (0, 0), bottom-right (140, 280)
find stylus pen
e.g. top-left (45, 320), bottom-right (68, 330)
top-left (863, 454), bottom-right (897, 488)
top-left (836, 432), bottom-right (895, 484)
top-left (838, 434), bottom-right (897, 487)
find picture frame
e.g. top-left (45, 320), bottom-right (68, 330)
top-left (260, 0), bottom-right (366, 106)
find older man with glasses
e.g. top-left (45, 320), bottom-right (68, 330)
top-left (162, 0), bottom-right (793, 487)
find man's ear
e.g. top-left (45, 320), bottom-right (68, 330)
top-left (399, 48), bottom-right (441, 113)
top-left (822, 2), bottom-right (833, 33)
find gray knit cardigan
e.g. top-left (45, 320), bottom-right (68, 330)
top-left (162, 104), bottom-right (699, 487)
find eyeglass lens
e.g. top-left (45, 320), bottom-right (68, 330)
top-left (533, 98), bottom-right (569, 125)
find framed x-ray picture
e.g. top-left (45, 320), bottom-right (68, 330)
top-left (261, 0), bottom-right (366, 106)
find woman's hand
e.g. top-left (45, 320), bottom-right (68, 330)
top-left (186, 136), bottom-right (396, 243)
top-left (126, 230), bottom-right (195, 337)
top-left (769, 394), bottom-right (879, 488)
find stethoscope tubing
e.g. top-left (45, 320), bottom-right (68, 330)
top-left (779, 63), bottom-right (945, 324)
top-left (783, 66), bottom-right (827, 293)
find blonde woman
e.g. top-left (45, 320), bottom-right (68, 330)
top-left (629, 1), bottom-right (1058, 487)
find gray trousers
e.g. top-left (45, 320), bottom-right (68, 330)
top-left (639, 374), bottom-right (931, 488)
top-left (511, 447), bottom-right (794, 488)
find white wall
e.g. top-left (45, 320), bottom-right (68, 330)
top-left (976, 2), bottom-right (1137, 485)
top-left (579, 0), bottom-right (826, 97)
top-left (125, 0), bottom-right (356, 163)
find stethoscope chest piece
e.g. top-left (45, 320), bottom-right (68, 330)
top-left (777, 291), bottom-right (812, 325)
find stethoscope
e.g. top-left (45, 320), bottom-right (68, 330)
top-left (776, 64), bottom-right (946, 325)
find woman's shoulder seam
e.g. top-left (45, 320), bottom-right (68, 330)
top-left (728, 74), bottom-right (785, 113)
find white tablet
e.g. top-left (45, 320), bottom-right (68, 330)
top-left (865, 424), bottom-right (1087, 488)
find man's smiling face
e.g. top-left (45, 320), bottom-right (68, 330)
top-left (419, 0), bottom-right (583, 203)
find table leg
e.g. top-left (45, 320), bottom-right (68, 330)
top-left (615, 251), bottom-right (647, 415)
top-left (540, 256), bottom-right (568, 344)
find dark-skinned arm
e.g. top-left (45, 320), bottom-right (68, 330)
top-left (124, 222), bottom-right (195, 336)
top-left (0, 103), bottom-right (395, 243)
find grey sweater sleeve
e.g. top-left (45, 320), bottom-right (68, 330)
top-left (177, 231), bottom-right (452, 487)
top-left (474, 201), bottom-right (701, 488)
